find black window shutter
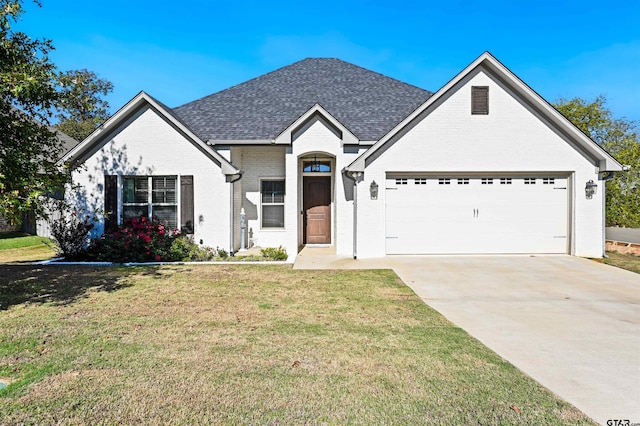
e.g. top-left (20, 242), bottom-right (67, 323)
top-left (471, 86), bottom-right (489, 115)
top-left (104, 175), bottom-right (118, 230)
top-left (180, 175), bottom-right (194, 234)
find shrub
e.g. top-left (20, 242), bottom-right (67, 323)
top-left (216, 247), bottom-right (229, 259)
top-left (186, 244), bottom-right (216, 261)
top-left (86, 216), bottom-right (180, 262)
top-left (260, 246), bottom-right (288, 261)
top-left (170, 237), bottom-right (216, 261)
top-left (85, 217), bottom-right (225, 262)
top-left (167, 236), bottom-right (193, 261)
top-left (50, 210), bottom-right (95, 259)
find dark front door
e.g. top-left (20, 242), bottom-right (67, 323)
top-left (303, 176), bottom-right (331, 244)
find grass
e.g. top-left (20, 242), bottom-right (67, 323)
top-left (601, 251), bottom-right (640, 274)
top-left (0, 265), bottom-right (593, 424)
top-left (0, 233), bottom-right (51, 250)
top-left (0, 233), bottom-right (56, 264)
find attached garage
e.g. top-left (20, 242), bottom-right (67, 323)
top-left (344, 53), bottom-right (623, 259)
top-left (385, 175), bottom-right (569, 254)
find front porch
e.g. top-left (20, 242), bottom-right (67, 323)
top-left (229, 115), bottom-right (360, 261)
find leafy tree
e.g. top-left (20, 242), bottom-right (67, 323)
top-left (555, 96), bottom-right (640, 227)
top-left (0, 1), bottom-right (114, 226)
top-left (56, 69), bottom-right (113, 141)
top-left (0, 0), bottom-right (66, 225)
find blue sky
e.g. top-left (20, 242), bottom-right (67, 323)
top-left (16, 0), bottom-right (640, 122)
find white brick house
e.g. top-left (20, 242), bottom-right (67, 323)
top-left (62, 52), bottom-right (624, 262)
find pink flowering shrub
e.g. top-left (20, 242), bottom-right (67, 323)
top-left (87, 216), bottom-right (183, 262)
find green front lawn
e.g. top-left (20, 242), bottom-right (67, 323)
top-left (0, 265), bottom-right (593, 424)
top-left (0, 233), bottom-right (56, 263)
top-left (0, 233), bottom-right (50, 250)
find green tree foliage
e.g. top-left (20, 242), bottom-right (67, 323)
top-left (0, 0), bottom-right (66, 225)
top-left (0, 1), bottom-right (113, 226)
top-left (555, 96), bottom-right (640, 227)
top-left (56, 69), bottom-right (113, 141)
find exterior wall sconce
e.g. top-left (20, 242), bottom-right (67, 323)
top-left (585, 179), bottom-right (597, 199)
top-left (370, 180), bottom-right (378, 200)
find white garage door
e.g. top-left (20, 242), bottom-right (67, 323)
top-left (385, 176), bottom-right (568, 254)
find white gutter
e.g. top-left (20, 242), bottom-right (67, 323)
top-left (600, 168), bottom-right (628, 257)
top-left (208, 139), bottom-right (273, 145)
top-left (343, 169), bottom-right (363, 259)
top-left (353, 178), bottom-right (358, 259)
top-left (227, 172), bottom-right (244, 255)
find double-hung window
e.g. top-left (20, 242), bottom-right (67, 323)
top-left (261, 179), bottom-right (285, 228)
top-left (123, 176), bottom-right (178, 228)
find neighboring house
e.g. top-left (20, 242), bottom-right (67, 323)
top-left (62, 52), bottom-right (624, 262)
top-left (1, 125), bottom-right (78, 235)
top-left (0, 215), bottom-right (18, 233)
top-left (25, 128), bottom-right (80, 237)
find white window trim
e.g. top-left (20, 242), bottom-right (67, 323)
top-left (120, 175), bottom-right (181, 229)
top-left (260, 177), bottom-right (285, 230)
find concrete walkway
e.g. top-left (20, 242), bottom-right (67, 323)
top-left (294, 249), bottom-right (640, 425)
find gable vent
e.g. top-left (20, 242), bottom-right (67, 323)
top-left (471, 86), bottom-right (489, 115)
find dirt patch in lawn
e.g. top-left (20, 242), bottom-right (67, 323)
top-left (596, 251), bottom-right (640, 274)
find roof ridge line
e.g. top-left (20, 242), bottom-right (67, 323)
top-left (171, 58), bottom-right (434, 141)
top-left (324, 58), bottom-right (432, 95)
top-left (173, 58), bottom-right (319, 109)
top-left (173, 58), bottom-right (432, 110)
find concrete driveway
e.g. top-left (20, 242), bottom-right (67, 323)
top-left (294, 251), bottom-right (640, 424)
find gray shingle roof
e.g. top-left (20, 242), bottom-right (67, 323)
top-left (172, 58), bottom-right (433, 142)
top-left (54, 129), bottom-right (79, 156)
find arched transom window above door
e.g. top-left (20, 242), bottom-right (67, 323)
top-left (303, 159), bottom-right (331, 173)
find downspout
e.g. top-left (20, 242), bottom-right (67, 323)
top-left (227, 172), bottom-right (243, 256)
top-left (600, 171), bottom-right (617, 258)
top-left (353, 177), bottom-right (358, 259)
top-left (343, 169), bottom-right (362, 259)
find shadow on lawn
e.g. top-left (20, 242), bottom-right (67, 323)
top-left (0, 232), bottom-right (29, 240)
top-left (0, 265), bottom-right (163, 310)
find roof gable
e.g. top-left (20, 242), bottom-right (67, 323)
top-left (347, 52), bottom-right (624, 173)
top-left (61, 91), bottom-right (239, 175)
top-left (275, 103), bottom-right (359, 146)
top-left (172, 58), bottom-right (432, 142)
